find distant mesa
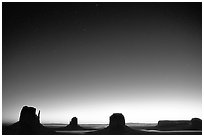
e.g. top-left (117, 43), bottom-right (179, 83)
top-left (3, 106), bottom-right (55, 135)
top-left (157, 118), bottom-right (202, 131)
top-left (64, 117), bottom-right (84, 130)
top-left (157, 120), bottom-right (190, 129)
top-left (191, 118), bottom-right (202, 130)
top-left (88, 113), bottom-right (146, 135)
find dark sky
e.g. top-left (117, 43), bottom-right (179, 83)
top-left (3, 2), bottom-right (202, 124)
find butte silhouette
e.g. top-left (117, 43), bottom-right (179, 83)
top-left (3, 106), bottom-right (55, 135)
top-left (190, 118), bottom-right (202, 130)
top-left (63, 117), bottom-right (84, 130)
top-left (88, 113), bottom-right (147, 135)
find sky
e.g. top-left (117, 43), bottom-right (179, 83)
top-left (2, 2), bottom-right (202, 124)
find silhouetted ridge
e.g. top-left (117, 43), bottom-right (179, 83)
top-left (157, 118), bottom-right (202, 131)
top-left (3, 106), bottom-right (55, 135)
top-left (157, 120), bottom-right (190, 128)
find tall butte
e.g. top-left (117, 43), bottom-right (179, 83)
top-left (3, 106), bottom-right (55, 135)
top-left (65, 117), bottom-right (84, 130)
top-left (89, 113), bottom-right (145, 135)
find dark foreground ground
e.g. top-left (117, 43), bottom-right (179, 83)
top-left (3, 123), bottom-right (202, 135)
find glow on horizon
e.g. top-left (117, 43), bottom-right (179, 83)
top-left (2, 93), bottom-right (202, 124)
top-left (3, 80), bottom-right (202, 124)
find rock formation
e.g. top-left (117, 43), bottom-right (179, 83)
top-left (88, 113), bottom-right (145, 135)
top-left (3, 106), bottom-right (55, 135)
top-left (157, 120), bottom-right (190, 128)
top-left (109, 113), bottom-right (125, 127)
top-left (190, 118), bottom-right (202, 130)
top-left (19, 106), bottom-right (40, 127)
top-left (157, 118), bottom-right (202, 131)
top-left (109, 113), bottom-right (126, 129)
top-left (65, 117), bottom-right (84, 130)
top-left (69, 117), bottom-right (78, 127)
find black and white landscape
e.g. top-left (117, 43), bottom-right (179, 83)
top-left (2, 2), bottom-right (202, 135)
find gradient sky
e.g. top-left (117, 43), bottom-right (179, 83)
top-left (3, 2), bottom-right (202, 124)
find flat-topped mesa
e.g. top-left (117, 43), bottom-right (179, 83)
top-left (109, 113), bottom-right (126, 129)
top-left (19, 106), bottom-right (40, 127)
top-left (191, 118), bottom-right (202, 130)
top-left (157, 118), bottom-right (202, 130)
top-left (157, 120), bottom-right (190, 128)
